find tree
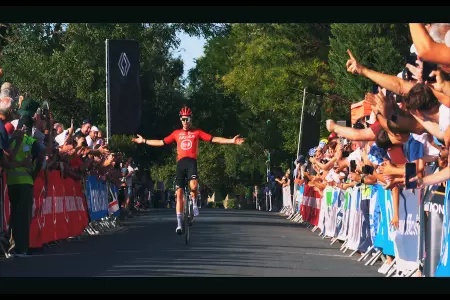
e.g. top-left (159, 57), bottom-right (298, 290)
top-left (328, 23), bottom-right (411, 103)
top-left (219, 24), bottom-right (333, 156)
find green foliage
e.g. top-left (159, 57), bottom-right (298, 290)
top-left (328, 23), bottom-right (411, 103)
top-left (149, 147), bottom-right (177, 190)
top-left (220, 24), bottom-right (333, 156)
top-left (0, 23), bottom-right (220, 165)
top-left (225, 198), bottom-right (238, 209)
top-left (0, 23), bottom-right (413, 200)
top-left (196, 142), bottom-right (226, 193)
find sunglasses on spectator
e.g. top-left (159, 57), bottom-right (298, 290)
top-left (181, 117), bottom-right (191, 122)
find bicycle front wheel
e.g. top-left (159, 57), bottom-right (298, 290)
top-left (184, 192), bottom-right (190, 245)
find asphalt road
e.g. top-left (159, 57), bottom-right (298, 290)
top-left (0, 208), bottom-right (382, 278)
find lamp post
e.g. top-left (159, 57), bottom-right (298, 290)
top-left (264, 149), bottom-right (272, 211)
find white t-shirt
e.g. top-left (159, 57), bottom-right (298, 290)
top-left (411, 133), bottom-right (440, 162)
top-left (325, 169), bottom-right (340, 184)
top-left (126, 165), bottom-right (134, 187)
top-left (346, 147), bottom-right (363, 164)
top-left (86, 135), bottom-right (95, 149)
top-left (439, 104), bottom-right (450, 133)
top-left (54, 129), bottom-right (69, 146)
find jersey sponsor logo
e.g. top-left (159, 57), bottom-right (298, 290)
top-left (178, 134), bottom-right (196, 140)
top-left (181, 139), bottom-right (193, 150)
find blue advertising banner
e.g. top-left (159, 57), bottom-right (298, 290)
top-left (373, 185), bottom-right (395, 256)
top-left (370, 185), bottom-right (380, 251)
top-left (435, 180), bottom-right (450, 277)
top-left (358, 184), bottom-right (373, 253)
top-left (85, 176), bottom-right (109, 221)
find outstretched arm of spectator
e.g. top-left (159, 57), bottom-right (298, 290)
top-left (409, 23), bottom-right (450, 65)
top-left (132, 134), bottom-right (164, 146)
top-left (309, 156), bottom-right (336, 171)
top-left (379, 160), bottom-right (405, 177)
top-left (410, 165), bottom-right (450, 187)
top-left (346, 49), bottom-right (415, 96)
top-left (326, 119), bottom-right (376, 141)
top-left (390, 186), bottom-right (400, 229)
top-left (409, 110), bottom-right (445, 140)
top-left (341, 182), bottom-right (356, 190)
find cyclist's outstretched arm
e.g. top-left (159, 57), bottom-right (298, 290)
top-left (131, 134), bottom-right (164, 147)
top-left (212, 135), bottom-right (245, 145)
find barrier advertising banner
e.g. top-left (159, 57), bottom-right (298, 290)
top-left (346, 187), bottom-right (362, 251)
top-left (85, 176), bottom-right (109, 221)
top-left (3, 171), bottom-right (89, 248)
top-left (334, 188), bottom-right (344, 239)
top-left (300, 184), bottom-right (321, 226)
top-left (435, 180), bottom-right (450, 277)
top-left (336, 189), bottom-right (350, 241)
top-left (369, 185), bottom-right (380, 251)
top-left (393, 189), bottom-right (420, 272)
top-left (108, 184), bottom-right (120, 216)
top-left (423, 182), bottom-right (446, 277)
top-left (374, 185), bottom-right (395, 256)
top-left (358, 184), bottom-right (373, 253)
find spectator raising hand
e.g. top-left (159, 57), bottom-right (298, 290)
top-left (405, 59), bottom-right (424, 83)
top-left (346, 49), bottom-right (364, 75)
top-left (430, 69), bottom-right (450, 97)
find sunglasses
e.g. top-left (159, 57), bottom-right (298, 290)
top-left (181, 117), bottom-right (191, 122)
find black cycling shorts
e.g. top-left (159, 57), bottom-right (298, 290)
top-left (176, 157), bottom-right (198, 189)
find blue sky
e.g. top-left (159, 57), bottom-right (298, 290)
top-left (174, 31), bottom-right (207, 81)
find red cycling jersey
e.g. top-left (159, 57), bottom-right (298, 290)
top-left (163, 128), bottom-right (213, 161)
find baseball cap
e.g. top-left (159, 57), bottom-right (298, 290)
top-left (4, 122), bottom-right (14, 135)
top-left (308, 147), bottom-right (317, 157)
top-left (328, 132), bottom-right (337, 141)
top-left (295, 155), bottom-right (306, 164)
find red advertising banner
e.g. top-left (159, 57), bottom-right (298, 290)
top-left (2, 171), bottom-right (89, 248)
top-left (300, 184), bottom-right (322, 226)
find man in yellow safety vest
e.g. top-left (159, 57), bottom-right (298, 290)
top-left (5, 98), bottom-right (45, 257)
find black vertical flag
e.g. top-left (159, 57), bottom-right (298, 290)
top-left (106, 39), bottom-right (142, 137)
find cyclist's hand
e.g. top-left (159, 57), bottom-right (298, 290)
top-left (232, 135), bottom-right (245, 145)
top-left (131, 134), bottom-right (144, 144)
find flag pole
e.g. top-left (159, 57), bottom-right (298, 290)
top-left (296, 88), bottom-right (306, 159)
top-left (105, 39), bottom-right (111, 145)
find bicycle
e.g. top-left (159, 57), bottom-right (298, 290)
top-left (183, 178), bottom-right (194, 245)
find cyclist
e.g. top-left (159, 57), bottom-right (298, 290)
top-left (131, 106), bottom-right (245, 235)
